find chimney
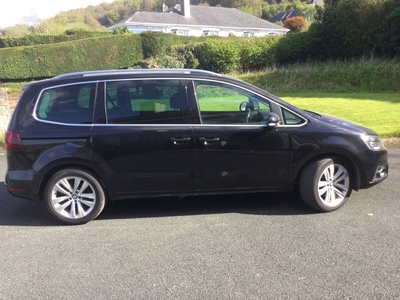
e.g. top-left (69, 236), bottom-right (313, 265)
top-left (181, 0), bottom-right (190, 17)
top-left (162, 3), bottom-right (168, 12)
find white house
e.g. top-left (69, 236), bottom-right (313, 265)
top-left (108, 0), bottom-right (289, 37)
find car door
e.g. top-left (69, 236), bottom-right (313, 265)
top-left (90, 79), bottom-right (196, 200)
top-left (188, 79), bottom-right (291, 192)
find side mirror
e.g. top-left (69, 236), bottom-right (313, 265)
top-left (239, 102), bottom-right (249, 112)
top-left (266, 113), bottom-right (280, 127)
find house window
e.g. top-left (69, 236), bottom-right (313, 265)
top-left (203, 30), bottom-right (218, 36)
top-left (243, 32), bottom-right (254, 37)
top-left (171, 29), bottom-right (189, 36)
top-left (127, 26), bottom-right (163, 34)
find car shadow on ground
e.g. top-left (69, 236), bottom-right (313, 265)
top-left (98, 191), bottom-right (315, 222)
top-left (0, 181), bottom-right (316, 226)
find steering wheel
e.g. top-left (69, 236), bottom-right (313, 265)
top-left (244, 109), bottom-right (252, 123)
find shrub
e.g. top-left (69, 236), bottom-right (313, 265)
top-left (195, 39), bottom-right (241, 73)
top-left (284, 16), bottom-right (307, 32)
top-left (134, 55), bottom-right (185, 69)
top-left (140, 31), bottom-right (201, 59)
top-left (237, 37), bottom-right (279, 71)
top-left (169, 44), bottom-right (200, 69)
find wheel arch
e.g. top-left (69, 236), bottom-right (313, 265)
top-left (38, 162), bottom-right (111, 203)
top-left (292, 153), bottom-right (362, 191)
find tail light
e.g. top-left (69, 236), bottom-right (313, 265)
top-left (5, 131), bottom-right (24, 151)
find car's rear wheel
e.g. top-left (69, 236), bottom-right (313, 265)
top-left (300, 158), bottom-right (351, 212)
top-left (45, 169), bottom-right (105, 225)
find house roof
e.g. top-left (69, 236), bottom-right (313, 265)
top-left (270, 9), bottom-right (301, 23)
top-left (308, 0), bottom-right (323, 5)
top-left (110, 6), bottom-right (289, 32)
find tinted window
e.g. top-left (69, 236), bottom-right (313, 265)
top-left (106, 80), bottom-right (184, 124)
top-left (36, 83), bottom-right (95, 124)
top-left (282, 108), bottom-right (305, 125)
top-left (194, 81), bottom-right (270, 125)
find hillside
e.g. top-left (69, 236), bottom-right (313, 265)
top-left (0, 0), bottom-right (314, 35)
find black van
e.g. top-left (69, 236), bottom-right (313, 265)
top-left (5, 69), bottom-right (388, 224)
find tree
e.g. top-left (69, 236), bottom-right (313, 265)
top-left (284, 16), bottom-right (306, 32)
top-left (380, 0), bottom-right (400, 56)
top-left (2, 24), bottom-right (31, 36)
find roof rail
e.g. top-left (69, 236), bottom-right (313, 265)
top-left (53, 69), bottom-right (220, 79)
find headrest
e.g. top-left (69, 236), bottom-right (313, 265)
top-left (170, 92), bottom-right (181, 109)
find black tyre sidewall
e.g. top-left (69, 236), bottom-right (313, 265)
top-left (300, 158), bottom-right (352, 212)
top-left (45, 169), bottom-right (105, 225)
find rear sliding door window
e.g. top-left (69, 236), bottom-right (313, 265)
top-left (105, 80), bottom-right (184, 124)
top-left (36, 83), bottom-right (96, 124)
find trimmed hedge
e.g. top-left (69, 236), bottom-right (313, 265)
top-left (0, 32), bottom-right (298, 80)
top-left (168, 36), bottom-right (281, 73)
top-left (0, 31), bottom-right (110, 48)
top-left (0, 34), bottom-right (143, 80)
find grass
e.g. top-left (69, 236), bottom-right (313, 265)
top-left (0, 81), bottom-right (29, 97)
top-left (237, 58), bottom-right (400, 93)
top-left (275, 92), bottom-right (400, 138)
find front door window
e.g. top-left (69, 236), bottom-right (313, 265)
top-left (194, 81), bottom-right (271, 125)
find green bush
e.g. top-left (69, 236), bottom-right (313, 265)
top-left (169, 43), bottom-right (200, 69)
top-left (195, 39), bottom-right (241, 73)
top-left (134, 55), bottom-right (185, 69)
top-left (140, 31), bottom-right (201, 59)
top-left (237, 37), bottom-right (279, 71)
top-left (274, 31), bottom-right (314, 65)
top-left (0, 34), bottom-right (143, 80)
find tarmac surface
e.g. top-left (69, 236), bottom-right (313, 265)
top-left (0, 147), bottom-right (399, 299)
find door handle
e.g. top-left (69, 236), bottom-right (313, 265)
top-left (169, 137), bottom-right (191, 145)
top-left (199, 137), bottom-right (220, 145)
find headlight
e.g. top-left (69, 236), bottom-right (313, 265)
top-left (360, 134), bottom-right (385, 151)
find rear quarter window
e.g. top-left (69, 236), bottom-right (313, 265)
top-left (36, 83), bottom-right (96, 124)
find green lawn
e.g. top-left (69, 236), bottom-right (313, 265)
top-left (275, 92), bottom-right (400, 137)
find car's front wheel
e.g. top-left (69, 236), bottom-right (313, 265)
top-left (45, 169), bottom-right (105, 225)
top-left (300, 158), bottom-right (352, 212)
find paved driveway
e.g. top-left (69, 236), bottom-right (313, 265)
top-left (0, 147), bottom-right (399, 299)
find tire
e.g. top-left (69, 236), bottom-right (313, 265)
top-left (299, 158), bottom-right (352, 212)
top-left (45, 169), bottom-right (105, 225)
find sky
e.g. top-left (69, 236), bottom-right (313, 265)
top-left (0, 0), bottom-right (114, 28)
